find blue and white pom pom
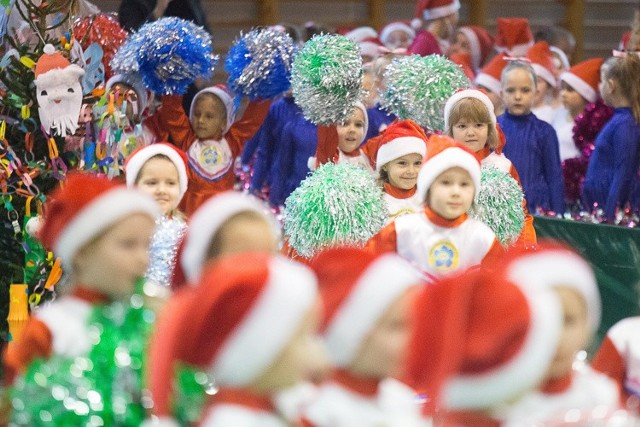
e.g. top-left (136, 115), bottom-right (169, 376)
top-left (290, 34), bottom-right (363, 125)
top-left (470, 166), bottom-right (525, 246)
top-left (135, 17), bottom-right (218, 95)
top-left (110, 30), bottom-right (145, 74)
top-left (225, 28), bottom-right (295, 100)
top-left (381, 54), bottom-right (470, 131)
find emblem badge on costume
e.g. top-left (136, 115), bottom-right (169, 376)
top-left (428, 240), bottom-right (459, 272)
top-left (390, 207), bottom-right (416, 220)
top-left (188, 138), bottom-right (233, 181)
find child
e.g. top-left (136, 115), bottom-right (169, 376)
top-left (367, 135), bottom-right (502, 279)
top-left (303, 247), bottom-right (427, 426)
top-left (474, 53), bottom-right (508, 117)
top-left (148, 252), bottom-right (328, 425)
top-left (444, 88), bottom-right (537, 246)
top-left (527, 41), bottom-right (559, 124)
top-left (448, 25), bottom-right (494, 76)
top-left (498, 60), bottom-right (566, 214)
top-left (125, 143), bottom-right (189, 289)
top-left (410, 0), bottom-right (460, 56)
top-left (157, 85), bottom-right (271, 215)
top-left (379, 20), bottom-right (415, 50)
top-left (582, 53), bottom-right (640, 219)
top-left (365, 54), bottom-right (402, 141)
top-left (3, 174), bottom-right (159, 421)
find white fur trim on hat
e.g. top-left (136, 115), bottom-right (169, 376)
top-left (55, 188), bottom-right (160, 269)
top-left (458, 27), bottom-right (481, 71)
top-left (531, 63), bottom-right (556, 87)
top-left (443, 286), bottom-right (562, 409)
top-left (34, 64), bottom-right (85, 90)
top-left (125, 144), bottom-right (189, 202)
top-left (560, 71), bottom-right (597, 103)
top-left (380, 22), bottom-right (415, 46)
top-left (444, 89), bottom-right (496, 130)
top-left (417, 147), bottom-right (481, 203)
top-left (474, 73), bottom-right (502, 96)
top-left (210, 256), bottom-right (318, 386)
top-left (377, 136), bottom-right (427, 172)
top-left (345, 26), bottom-right (378, 43)
top-left (189, 87), bottom-right (236, 134)
top-left (505, 250), bottom-right (601, 333)
top-left (550, 46), bottom-right (570, 71)
top-left (324, 254), bottom-right (421, 367)
top-left (422, 0), bottom-right (460, 21)
top-left (181, 192), bottom-right (281, 281)
top-left (496, 41), bottom-right (534, 58)
top-left (106, 73), bottom-right (150, 114)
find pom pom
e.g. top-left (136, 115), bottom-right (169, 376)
top-left (73, 14), bottom-right (128, 79)
top-left (110, 30), bottom-right (145, 74)
top-left (291, 34), bottom-right (363, 125)
top-left (283, 162), bottom-right (386, 258)
top-left (25, 216), bottom-right (42, 238)
top-left (225, 28), bottom-right (295, 100)
top-left (381, 54), bottom-right (470, 131)
top-left (469, 166), bottom-right (524, 246)
top-left (136, 17), bottom-right (217, 95)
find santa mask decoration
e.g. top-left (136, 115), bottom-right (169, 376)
top-left (34, 44), bottom-right (85, 137)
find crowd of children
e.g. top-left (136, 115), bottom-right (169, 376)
top-left (2, 0), bottom-right (640, 424)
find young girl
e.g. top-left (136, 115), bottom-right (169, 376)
top-left (3, 174), bottom-right (159, 421)
top-left (498, 60), bottom-right (566, 214)
top-left (365, 54), bottom-right (401, 142)
top-left (156, 85), bottom-right (271, 215)
top-left (125, 143), bottom-right (189, 289)
top-left (527, 41), bottom-right (559, 124)
top-left (379, 20), bottom-right (415, 51)
top-left (444, 88), bottom-right (537, 246)
top-left (582, 53), bottom-right (640, 219)
top-left (367, 135), bottom-right (502, 279)
top-left (409, 0), bottom-right (460, 56)
top-left (303, 247), bottom-right (427, 426)
top-left (447, 25), bottom-right (494, 76)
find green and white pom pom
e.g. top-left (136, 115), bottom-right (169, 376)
top-left (381, 54), bottom-right (470, 131)
top-left (470, 166), bottom-right (525, 246)
top-left (283, 162), bottom-right (386, 258)
top-left (291, 34), bottom-right (363, 125)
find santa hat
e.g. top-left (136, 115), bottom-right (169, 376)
top-left (526, 41), bottom-right (556, 87)
top-left (125, 143), bottom-right (189, 202)
top-left (406, 268), bottom-right (562, 412)
top-left (106, 73), bottom-right (151, 114)
top-left (444, 88), bottom-right (496, 130)
top-left (414, 0), bottom-right (460, 26)
top-left (358, 37), bottom-right (383, 60)
top-left (379, 21), bottom-right (416, 47)
top-left (373, 119), bottom-right (428, 172)
top-left (457, 26), bottom-right (495, 71)
top-left (345, 26), bottom-right (379, 43)
top-left (619, 31), bottom-right (631, 51)
top-left (417, 135), bottom-right (481, 203)
top-left (176, 253), bottom-right (318, 387)
top-left (34, 44), bottom-right (84, 90)
top-left (39, 174), bottom-right (160, 269)
top-left (494, 18), bottom-right (534, 57)
top-left (189, 85), bottom-right (236, 134)
top-left (311, 247), bottom-right (421, 367)
top-left (560, 57), bottom-right (604, 103)
top-left (474, 54), bottom-right (508, 96)
top-left (501, 241), bottom-right (601, 334)
top-left (180, 191), bottom-right (280, 281)
top-left (550, 46), bottom-right (570, 71)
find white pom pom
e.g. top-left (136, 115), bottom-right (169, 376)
top-left (43, 44), bottom-right (56, 55)
top-left (26, 216), bottom-right (42, 238)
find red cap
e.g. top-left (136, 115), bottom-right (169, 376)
top-left (560, 57), bottom-right (604, 103)
top-left (474, 54), bottom-right (508, 96)
top-left (526, 41), bottom-right (556, 86)
top-left (414, 0), bottom-right (460, 22)
top-left (494, 18), bottom-right (534, 57)
top-left (368, 119), bottom-right (428, 171)
top-left (457, 26), bottom-right (495, 70)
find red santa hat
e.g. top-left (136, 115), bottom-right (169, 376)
top-left (175, 253), bottom-right (318, 387)
top-left (494, 18), bottom-right (534, 57)
top-left (372, 119), bottom-right (428, 172)
top-left (39, 173), bottom-right (160, 269)
top-left (417, 135), bottom-right (481, 203)
top-left (359, 37), bottom-right (384, 60)
top-left (34, 44), bottom-right (84, 90)
top-left (125, 143), bottom-right (189, 202)
top-left (345, 26), bottom-right (379, 43)
top-left (526, 41), bottom-right (557, 87)
top-left (474, 54), bottom-right (508, 96)
top-left (406, 268), bottom-right (563, 412)
top-left (311, 247), bottom-right (421, 367)
top-left (379, 21), bottom-right (416, 47)
top-left (180, 191), bottom-right (280, 281)
top-left (457, 26), bottom-right (495, 71)
top-left (560, 57), bottom-right (604, 103)
top-left (414, 0), bottom-right (460, 25)
top-left (444, 88), bottom-right (496, 130)
top-left (189, 85), bottom-right (236, 134)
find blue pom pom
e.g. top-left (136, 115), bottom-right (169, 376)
top-left (110, 31), bottom-right (145, 74)
top-left (225, 28), bottom-right (295, 100)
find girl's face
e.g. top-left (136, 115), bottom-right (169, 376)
top-left (448, 31), bottom-right (471, 57)
top-left (386, 29), bottom-right (412, 49)
top-left (427, 167), bottom-right (475, 219)
top-left (451, 119), bottom-right (489, 153)
top-left (337, 107), bottom-right (366, 154)
top-left (191, 95), bottom-right (227, 140)
top-left (501, 68), bottom-right (536, 116)
top-left (136, 157), bottom-right (181, 216)
top-left (383, 153), bottom-right (423, 190)
top-left (560, 82), bottom-right (587, 117)
top-left (73, 213), bottom-right (155, 300)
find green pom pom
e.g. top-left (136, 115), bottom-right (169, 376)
top-left (470, 166), bottom-right (525, 246)
top-left (283, 163), bottom-right (386, 258)
top-left (381, 54), bottom-right (470, 131)
top-left (291, 34), bottom-right (363, 125)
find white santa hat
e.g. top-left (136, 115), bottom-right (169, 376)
top-left (417, 135), bottom-right (481, 203)
top-left (311, 247), bottom-right (421, 367)
top-left (34, 44), bottom-right (85, 92)
top-left (379, 21), bottom-right (416, 47)
top-left (39, 174), bottom-right (160, 269)
top-left (124, 143), bottom-right (189, 202)
top-left (444, 88), bottom-right (496, 130)
top-left (344, 26), bottom-right (379, 43)
top-left (106, 73), bottom-right (151, 114)
top-left (373, 119), bottom-right (428, 172)
top-left (189, 85), bottom-right (236, 134)
top-left (180, 191), bottom-right (281, 282)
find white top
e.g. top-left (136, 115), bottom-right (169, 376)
top-left (606, 316), bottom-right (640, 396)
top-left (532, 104), bottom-right (557, 125)
top-left (36, 295), bottom-right (94, 357)
top-left (383, 191), bottom-right (423, 224)
top-left (551, 106), bottom-right (580, 161)
top-left (337, 149), bottom-right (374, 173)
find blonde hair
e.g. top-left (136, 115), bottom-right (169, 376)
top-left (134, 154), bottom-right (186, 220)
top-left (446, 98), bottom-right (499, 149)
top-left (602, 54), bottom-right (640, 123)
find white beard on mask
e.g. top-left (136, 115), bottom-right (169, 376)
top-left (35, 64), bottom-right (85, 137)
